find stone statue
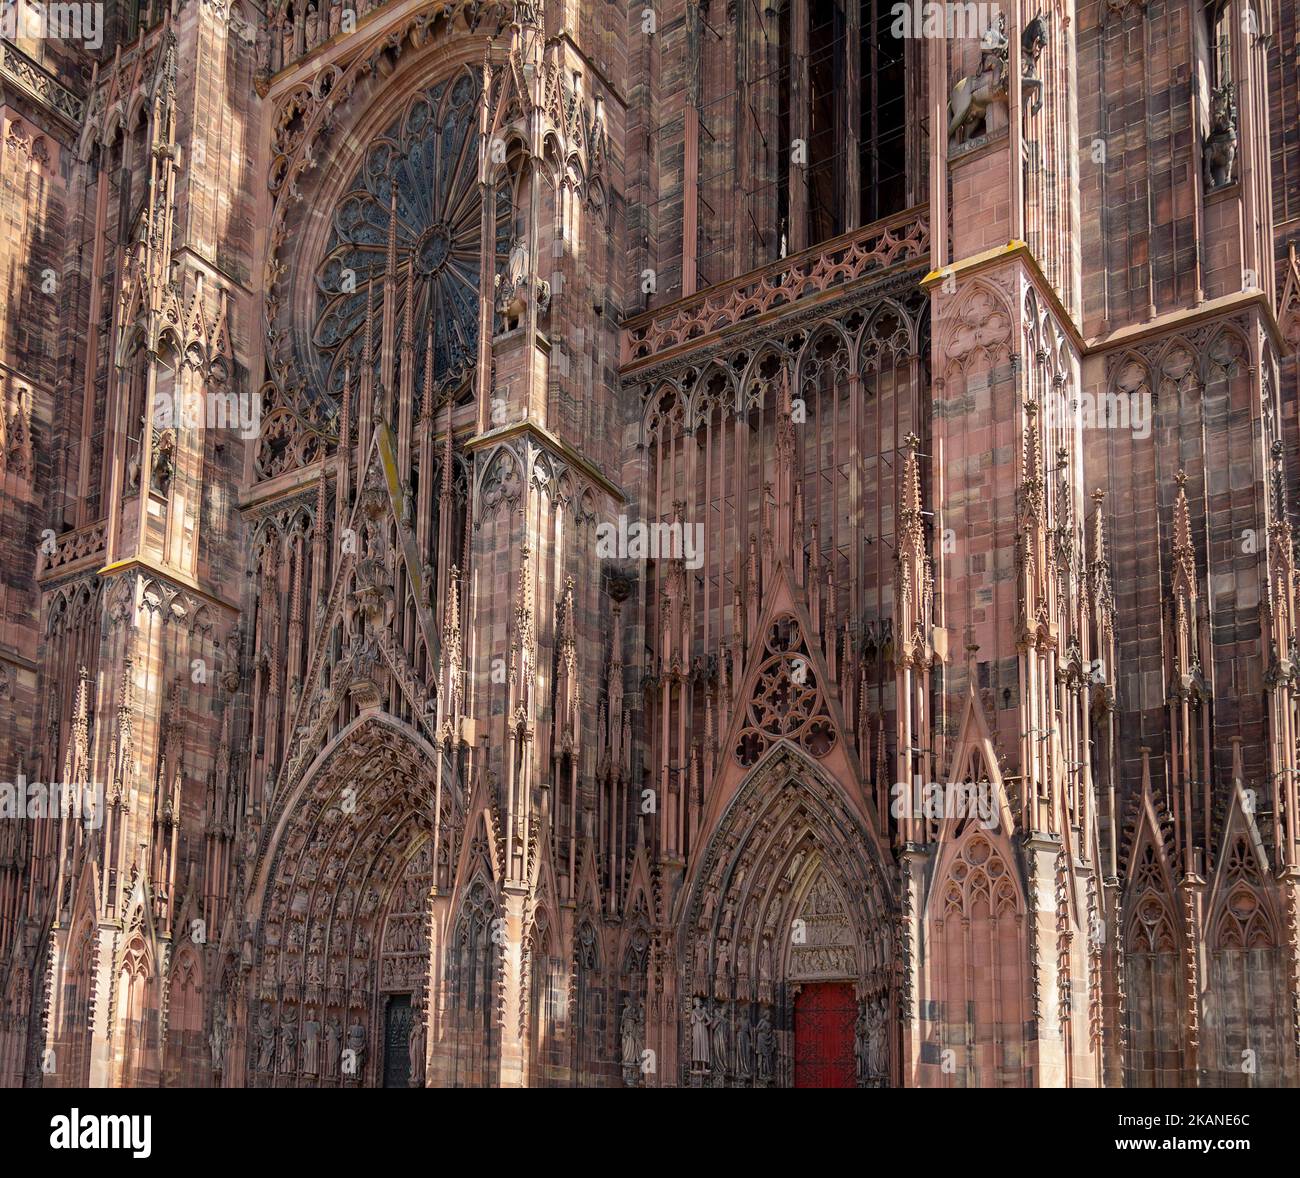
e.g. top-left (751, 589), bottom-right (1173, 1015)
top-left (325, 1017), bottom-right (342, 1078)
top-left (1020, 14), bottom-right (1049, 116)
top-left (688, 996), bottom-right (711, 1067)
top-left (755, 1009), bottom-right (775, 1082)
top-left (855, 1004), bottom-right (871, 1085)
top-left (255, 1002), bottom-right (276, 1071)
top-left (868, 996), bottom-right (888, 1080)
top-left (736, 1011), bottom-right (753, 1081)
top-left (209, 1005), bottom-right (227, 1072)
top-left (1205, 85), bottom-right (1238, 191)
top-left (278, 1020), bottom-right (297, 1073)
top-left (693, 933), bottom-right (709, 981)
top-left (408, 1002), bottom-right (426, 1087)
top-left (710, 1002), bottom-right (730, 1076)
top-left (301, 1014), bottom-right (321, 1076)
top-left (620, 999), bottom-right (643, 1082)
top-left (714, 938), bottom-right (731, 998)
top-left (948, 14), bottom-right (1010, 146)
top-left (494, 235), bottom-right (550, 331)
top-left (150, 427), bottom-right (176, 495)
top-left (345, 1020), bottom-right (367, 1078)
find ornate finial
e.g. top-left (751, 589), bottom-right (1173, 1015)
top-left (1175, 469), bottom-right (1188, 489)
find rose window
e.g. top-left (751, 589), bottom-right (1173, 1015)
top-left (312, 69), bottom-right (510, 408)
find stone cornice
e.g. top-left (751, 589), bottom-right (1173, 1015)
top-left (464, 419), bottom-right (626, 504)
top-left (921, 240), bottom-right (1285, 358)
top-left (96, 555), bottom-right (240, 615)
top-left (1084, 288), bottom-right (1284, 357)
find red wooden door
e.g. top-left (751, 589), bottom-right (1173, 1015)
top-left (793, 982), bottom-right (856, 1088)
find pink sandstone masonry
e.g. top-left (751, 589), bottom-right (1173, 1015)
top-left (0, 0), bottom-right (1297, 1093)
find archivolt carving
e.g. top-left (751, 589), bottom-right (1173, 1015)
top-left (247, 713), bottom-right (461, 1084)
top-left (677, 748), bottom-right (892, 1086)
top-left (680, 748), bottom-right (893, 996)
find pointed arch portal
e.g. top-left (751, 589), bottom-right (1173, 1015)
top-left (244, 712), bottom-right (456, 1088)
top-left (678, 746), bottom-right (894, 1088)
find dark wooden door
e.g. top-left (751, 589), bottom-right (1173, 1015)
top-left (382, 995), bottom-right (412, 1088)
top-left (793, 982), bottom-right (856, 1088)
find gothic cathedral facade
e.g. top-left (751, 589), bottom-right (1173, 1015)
top-left (1, 0), bottom-right (1299, 1088)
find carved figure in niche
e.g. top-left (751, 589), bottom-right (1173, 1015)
top-left (278, 1019), bottom-right (297, 1072)
top-left (1205, 85), bottom-right (1238, 191)
top-left (855, 1003), bottom-right (871, 1085)
top-left (868, 995), bottom-right (889, 1080)
top-left (948, 14), bottom-right (1009, 145)
top-left (736, 1011), bottom-right (753, 1081)
top-left (126, 418), bottom-right (145, 492)
top-left (345, 1020), bottom-right (367, 1078)
top-left (710, 1002), bottom-right (730, 1075)
top-left (221, 628), bottom-right (242, 692)
top-left (757, 935), bottom-right (773, 1001)
top-left (255, 1002), bottom-right (276, 1071)
top-left (688, 996), bottom-right (711, 1067)
top-left (302, 1013), bottom-right (321, 1075)
top-left (1020, 13), bottom-right (1049, 116)
top-left (620, 999), bottom-right (644, 1085)
top-left (784, 848), bottom-right (807, 884)
top-left (692, 932), bottom-right (709, 982)
top-left (209, 1004), bottom-right (227, 1071)
top-left (353, 926), bottom-right (371, 959)
top-left (714, 938), bottom-right (731, 998)
top-left (755, 1009), bottom-right (775, 1082)
top-left (150, 427), bottom-right (176, 495)
top-left (698, 887), bottom-right (716, 930)
top-left (494, 236), bottom-right (550, 331)
top-left (408, 997), bottom-right (426, 1087)
top-left (326, 1017), bottom-right (342, 1077)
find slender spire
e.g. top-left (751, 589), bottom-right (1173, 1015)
top-left (1172, 470), bottom-right (1197, 593)
top-left (421, 324), bottom-right (437, 421)
top-left (441, 396), bottom-right (454, 502)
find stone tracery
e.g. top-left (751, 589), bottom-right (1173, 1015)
top-left (312, 69), bottom-right (507, 407)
